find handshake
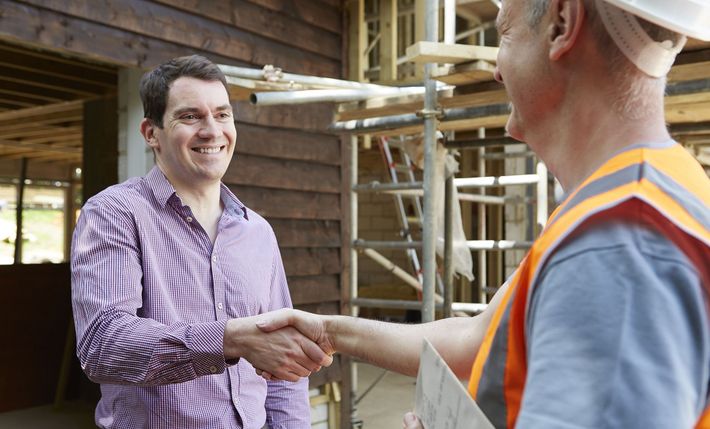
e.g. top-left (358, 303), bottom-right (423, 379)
top-left (225, 308), bottom-right (427, 429)
top-left (223, 308), bottom-right (336, 382)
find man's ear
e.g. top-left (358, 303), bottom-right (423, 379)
top-left (549, 0), bottom-right (585, 61)
top-left (140, 118), bottom-right (160, 151)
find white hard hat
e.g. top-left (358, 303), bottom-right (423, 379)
top-left (603, 0), bottom-right (710, 41)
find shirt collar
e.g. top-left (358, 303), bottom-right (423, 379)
top-left (145, 166), bottom-right (248, 221)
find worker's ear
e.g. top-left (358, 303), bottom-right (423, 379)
top-left (140, 118), bottom-right (160, 151)
top-left (548, 0), bottom-right (585, 61)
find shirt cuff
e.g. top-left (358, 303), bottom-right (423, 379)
top-left (187, 320), bottom-right (237, 376)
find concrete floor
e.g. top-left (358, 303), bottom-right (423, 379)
top-left (355, 363), bottom-right (417, 429)
top-left (0, 363), bottom-right (415, 429)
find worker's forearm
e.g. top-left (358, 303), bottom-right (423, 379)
top-left (324, 315), bottom-right (424, 376)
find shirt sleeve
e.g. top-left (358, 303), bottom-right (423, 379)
top-left (263, 231), bottom-right (311, 428)
top-left (516, 222), bottom-right (710, 429)
top-left (71, 194), bottom-right (229, 386)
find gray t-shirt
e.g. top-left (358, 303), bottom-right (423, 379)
top-left (517, 221), bottom-right (710, 428)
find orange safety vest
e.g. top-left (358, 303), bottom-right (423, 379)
top-left (467, 143), bottom-right (710, 428)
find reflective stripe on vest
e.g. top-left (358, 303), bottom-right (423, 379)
top-left (467, 143), bottom-right (710, 428)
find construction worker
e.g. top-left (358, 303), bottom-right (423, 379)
top-left (256, 0), bottom-right (710, 427)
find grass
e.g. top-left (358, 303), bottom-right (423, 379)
top-left (0, 208), bottom-right (65, 264)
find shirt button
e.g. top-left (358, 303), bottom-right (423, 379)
top-left (212, 255), bottom-right (217, 263)
top-left (209, 366), bottom-right (217, 373)
top-left (186, 216), bottom-right (193, 223)
top-left (217, 302), bottom-right (223, 310)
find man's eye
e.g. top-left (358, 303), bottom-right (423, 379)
top-left (182, 114), bottom-right (198, 120)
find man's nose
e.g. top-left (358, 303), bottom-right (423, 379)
top-left (199, 115), bottom-right (220, 139)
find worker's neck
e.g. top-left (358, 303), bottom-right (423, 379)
top-left (535, 87), bottom-right (670, 194)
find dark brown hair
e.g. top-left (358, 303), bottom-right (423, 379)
top-left (139, 55), bottom-right (229, 128)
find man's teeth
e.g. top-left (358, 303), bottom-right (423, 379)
top-left (195, 147), bottom-right (221, 154)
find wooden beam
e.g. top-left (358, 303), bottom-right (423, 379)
top-left (0, 138), bottom-right (81, 155)
top-left (379, 0), bottom-right (398, 81)
top-left (335, 88), bottom-right (507, 121)
top-left (0, 41), bottom-right (117, 87)
top-left (405, 41), bottom-right (498, 64)
top-left (0, 100), bottom-right (83, 122)
top-left (432, 60), bottom-right (496, 85)
top-left (348, 0), bottom-right (367, 81)
top-left (14, 0), bottom-right (340, 77)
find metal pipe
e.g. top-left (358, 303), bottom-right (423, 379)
top-left (482, 150), bottom-right (535, 160)
top-left (330, 103), bottom-right (511, 133)
top-left (250, 86), bottom-right (427, 106)
top-left (444, 0), bottom-right (456, 44)
top-left (353, 181), bottom-right (423, 192)
top-left (443, 174), bottom-right (454, 318)
top-left (352, 298), bottom-right (487, 314)
top-left (466, 240), bottom-right (533, 250)
top-left (445, 136), bottom-right (519, 149)
top-left (219, 64), bottom-right (393, 91)
top-left (454, 174), bottom-right (539, 188)
top-left (350, 135), bottom-right (359, 318)
top-left (421, 0), bottom-right (439, 324)
top-left (353, 239), bottom-right (422, 249)
top-left (354, 175), bottom-right (537, 193)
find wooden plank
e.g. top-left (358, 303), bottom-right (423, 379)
top-left (0, 41), bottom-right (117, 87)
top-left (670, 49), bottom-right (710, 82)
top-left (246, 0), bottom-right (341, 34)
top-left (236, 123), bottom-right (340, 166)
top-left (271, 219), bottom-right (341, 248)
top-left (335, 88), bottom-right (507, 121)
top-left (0, 64), bottom-right (110, 97)
top-left (0, 100), bottom-right (83, 122)
top-left (223, 153), bottom-right (340, 193)
top-left (432, 60), bottom-right (496, 85)
top-left (405, 41), bottom-right (498, 64)
top-left (379, 0), bottom-right (398, 81)
top-left (282, 247), bottom-right (341, 276)
top-left (368, 113), bottom-right (510, 137)
top-left (230, 185), bottom-right (341, 220)
top-left (152, 0), bottom-right (341, 60)
top-left (666, 102), bottom-right (710, 124)
top-left (0, 138), bottom-right (81, 155)
top-left (288, 274), bottom-right (340, 305)
top-left (0, 0), bottom-right (231, 69)
top-left (347, 0), bottom-right (366, 81)
top-left (234, 101), bottom-right (335, 131)
top-left (18, 0), bottom-right (340, 77)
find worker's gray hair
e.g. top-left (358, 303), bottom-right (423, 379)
top-left (524, 0), bottom-right (682, 119)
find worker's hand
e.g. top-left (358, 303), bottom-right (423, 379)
top-left (256, 308), bottom-right (336, 356)
top-left (403, 412), bottom-right (424, 429)
top-left (223, 315), bottom-right (332, 383)
top-left (253, 309), bottom-right (336, 381)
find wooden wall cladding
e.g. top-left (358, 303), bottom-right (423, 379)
top-left (0, 0), bottom-right (342, 76)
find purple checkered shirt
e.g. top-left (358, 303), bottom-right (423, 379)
top-left (71, 166), bottom-right (309, 429)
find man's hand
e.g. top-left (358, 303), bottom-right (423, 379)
top-left (256, 308), bottom-right (336, 355)
top-left (223, 315), bottom-right (333, 383)
top-left (253, 309), bottom-right (336, 380)
top-left (403, 412), bottom-right (424, 429)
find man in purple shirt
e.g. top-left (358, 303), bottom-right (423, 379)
top-left (71, 55), bottom-right (330, 428)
